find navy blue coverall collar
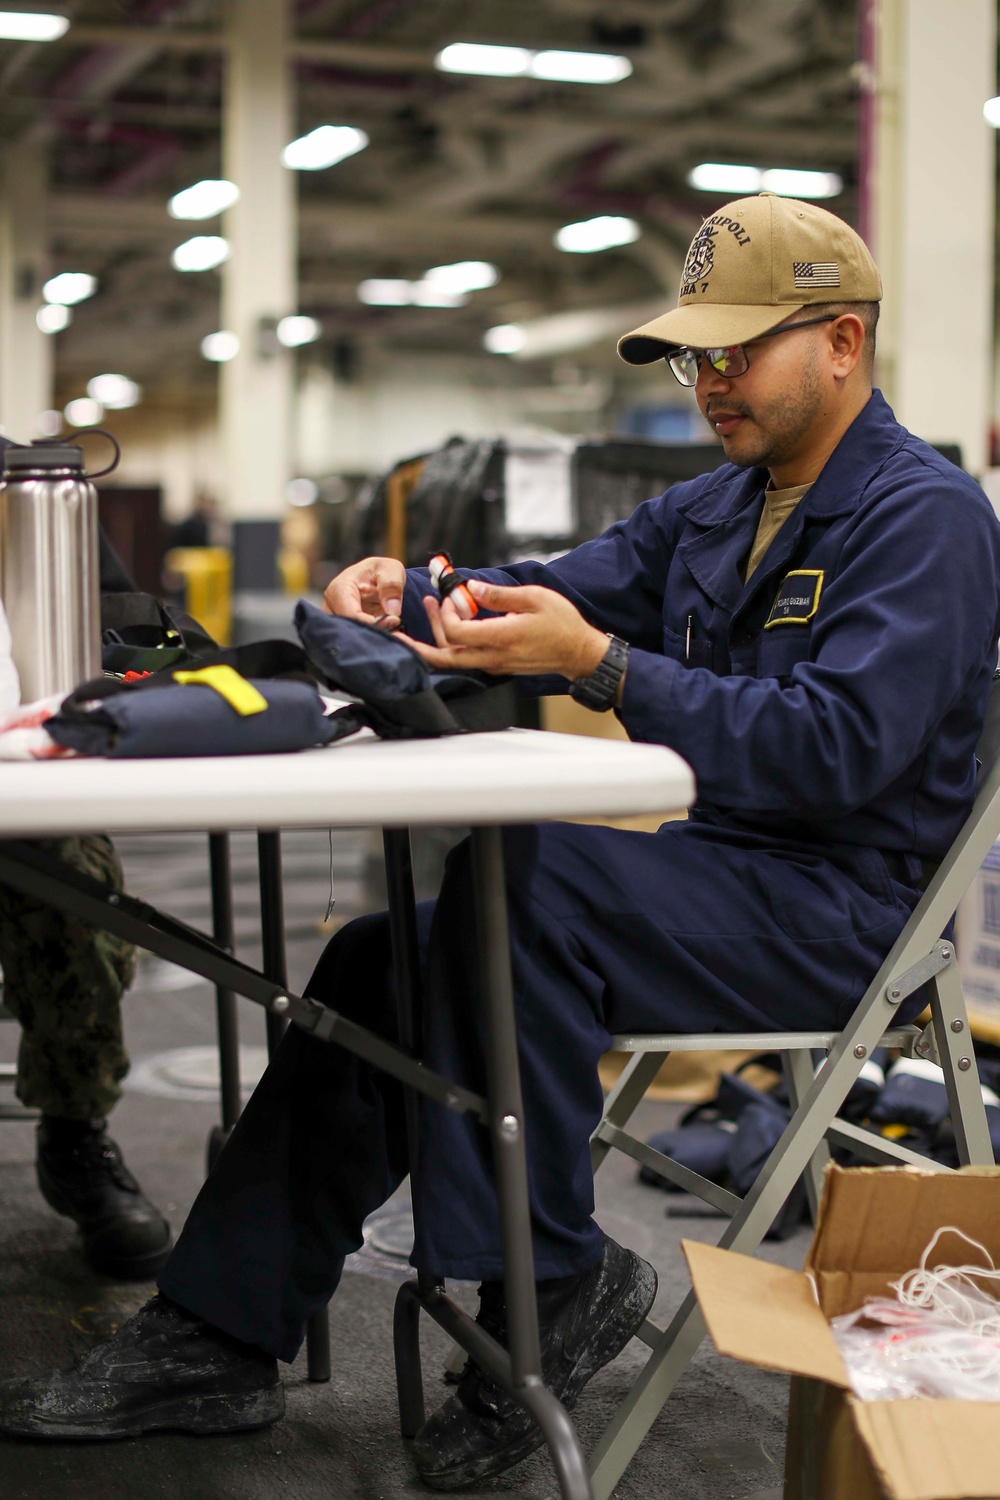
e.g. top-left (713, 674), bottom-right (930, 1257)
top-left (675, 391), bottom-right (906, 617)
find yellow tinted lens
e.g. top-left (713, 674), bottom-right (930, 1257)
top-left (707, 345), bottom-right (743, 375)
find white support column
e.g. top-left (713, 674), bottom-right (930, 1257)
top-left (219, 0), bottom-right (295, 519)
top-left (872, 0), bottom-right (995, 473)
top-left (0, 142), bottom-right (53, 442)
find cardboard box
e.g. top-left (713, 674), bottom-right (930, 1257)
top-left (685, 1165), bottom-right (1000, 1500)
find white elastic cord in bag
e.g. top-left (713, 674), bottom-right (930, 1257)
top-left (831, 1226), bottom-right (1000, 1401)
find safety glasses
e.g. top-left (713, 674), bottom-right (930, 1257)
top-left (666, 314), bottom-right (837, 387)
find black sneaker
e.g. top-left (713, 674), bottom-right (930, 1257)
top-left (0, 1296), bottom-right (284, 1440)
top-left (412, 1234), bottom-right (656, 1491)
top-left (36, 1117), bottom-right (173, 1280)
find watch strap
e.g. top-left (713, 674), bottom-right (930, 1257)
top-left (569, 635), bottom-right (630, 712)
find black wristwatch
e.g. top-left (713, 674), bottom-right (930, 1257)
top-left (569, 635), bottom-right (630, 712)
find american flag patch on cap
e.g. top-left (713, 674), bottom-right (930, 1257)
top-left (793, 261), bottom-right (840, 288)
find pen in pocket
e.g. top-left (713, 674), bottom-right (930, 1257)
top-left (685, 615), bottom-right (692, 662)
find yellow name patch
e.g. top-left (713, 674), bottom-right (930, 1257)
top-left (764, 569), bottom-right (824, 629)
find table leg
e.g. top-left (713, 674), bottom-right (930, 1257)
top-left (257, 830), bottom-right (331, 1385)
top-left (470, 826), bottom-right (592, 1499)
top-left (387, 824), bottom-right (592, 1500)
top-left (207, 834), bottom-right (240, 1172)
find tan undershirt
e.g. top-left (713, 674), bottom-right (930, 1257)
top-left (744, 482), bottom-right (812, 582)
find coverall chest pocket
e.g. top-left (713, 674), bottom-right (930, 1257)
top-left (662, 625), bottom-right (712, 669)
top-left (756, 625), bottom-right (812, 681)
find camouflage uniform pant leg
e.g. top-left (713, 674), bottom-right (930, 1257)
top-left (0, 835), bottom-right (136, 1120)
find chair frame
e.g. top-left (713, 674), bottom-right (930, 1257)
top-left (586, 690), bottom-right (1000, 1499)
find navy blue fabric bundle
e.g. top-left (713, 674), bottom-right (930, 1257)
top-left (294, 600), bottom-right (514, 739)
top-left (48, 678), bottom-right (340, 758)
top-left (640, 1067), bottom-right (807, 1240)
top-left (640, 1050), bottom-right (1000, 1231)
top-left (296, 601), bottom-right (430, 702)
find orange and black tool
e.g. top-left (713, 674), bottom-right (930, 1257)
top-left (428, 551), bottom-right (479, 619)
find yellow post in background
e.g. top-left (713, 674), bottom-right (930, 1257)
top-left (165, 547), bottom-right (233, 645)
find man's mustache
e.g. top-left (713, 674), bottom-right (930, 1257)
top-left (705, 399), bottom-right (752, 420)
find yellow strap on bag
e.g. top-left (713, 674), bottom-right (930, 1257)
top-left (172, 665), bottom-right (269, 717)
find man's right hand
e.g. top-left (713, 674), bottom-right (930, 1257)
top-left (323, 556), bottom-right (407, 625)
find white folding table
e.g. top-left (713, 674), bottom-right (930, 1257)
top-left (0, 728), bottom-right (694, 1500)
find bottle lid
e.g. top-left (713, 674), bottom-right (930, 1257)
top-left (2, 439), bottom-right (85, 474)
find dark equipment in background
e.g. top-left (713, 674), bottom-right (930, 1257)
top-left (355, 436), bottom-right (724, 568)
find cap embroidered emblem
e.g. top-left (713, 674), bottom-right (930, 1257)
top-left (793, 261), bottom-right (840, 288)
top-left (682, 223), bottom-right (717, 286)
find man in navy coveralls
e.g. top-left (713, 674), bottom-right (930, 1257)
top-left (4, 194), bottom-right (1000, 1491)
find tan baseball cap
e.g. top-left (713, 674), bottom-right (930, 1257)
top-left (618, 192), bottom-right (882, 364)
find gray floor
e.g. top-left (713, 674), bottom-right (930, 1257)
top-left (0, 828), bottom-right (806, 1500)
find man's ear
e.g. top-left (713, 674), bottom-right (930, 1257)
top-left (828, 314), bottom-right (866, 378)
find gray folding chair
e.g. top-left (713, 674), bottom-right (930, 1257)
top-left (586, 671), bottom-right (1000, 1499)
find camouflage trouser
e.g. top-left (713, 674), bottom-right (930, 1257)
top-left (0, 835), bottom-right (136, 1119)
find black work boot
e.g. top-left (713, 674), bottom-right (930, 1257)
top-left (0, 1295), bottom-right (284, 1440)
top-left (36, 1117), bottom-right (173, 1280)
top-left (412, 1234), bottom-right (656, 1491)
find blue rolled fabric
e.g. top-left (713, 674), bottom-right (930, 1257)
top-left (294, 599), bottom-right (515, 739)
top-left (48, 678), bottom-right (341, 758)
top-left (295, 600), bottom-right (430, 702)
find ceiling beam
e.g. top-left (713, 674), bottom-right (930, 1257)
top-left (49, 192), bottom-right (572, 250)
top-left (52, 25), bottom-right (436, 72)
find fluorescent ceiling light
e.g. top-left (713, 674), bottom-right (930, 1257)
top-left (171, 235), bottom-right (229, 272)
top-left (484, 324), bottom-right (527, 355)
top-left (687, 163), bottom-right (762, 194)
top-left (424, 260), bottom-right (499, 294)
top-left (43, 272), bottom-right (97, 305)
top-left (86, 373), bottom-right (141, 410)
top-left (358, 279), bottom-right (411, 306)
top-left (984, 96), bottom-right (1000, 127)
top-left (687, 162), bottom-right (842, 199)
top-left (760, 167), bottom-right (842, 199)
top-left (201, 330), bottom-right (239, 362)
top-left (555, 215), bottom-right (640, 253)
top-left (64, 397), bottom-right (104, 428)
top-left (531, 50), bottom-right (631, 84)
top-left (168, 179), bottom-right (240, 220)
top-left (436, 42), bottom-right (531, 76)
top-left (286, 478), bottom-right (319, 507)
top-left (357, 278), bottom-right (466, 307)
top-left (409, 283), bottom-right (466, 307)
top-left (36, 303), bottom-right (71, 333)
top-left (436, 41), bottom-right (630, 84)
top-left (282, 125), bottom-right (368, 171)
top-left (0, 11), bottom-right (69, 41)
top-left (276, 315), bottom-right (321, 348)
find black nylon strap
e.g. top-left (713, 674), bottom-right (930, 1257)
top-left (101, 644), bottom-right (190, 674)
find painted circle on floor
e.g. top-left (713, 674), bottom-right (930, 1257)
top-left (123, 1045), bottom-right (270, 1102)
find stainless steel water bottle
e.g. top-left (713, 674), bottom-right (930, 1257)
top-left (0, 432), bottom-right (119, 702)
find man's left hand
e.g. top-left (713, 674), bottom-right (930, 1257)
top-left (400, 579), bottom-right (609, 680)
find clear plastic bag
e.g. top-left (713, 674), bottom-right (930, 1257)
top-left (830, 1227), bottom-right (1000, 1401)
